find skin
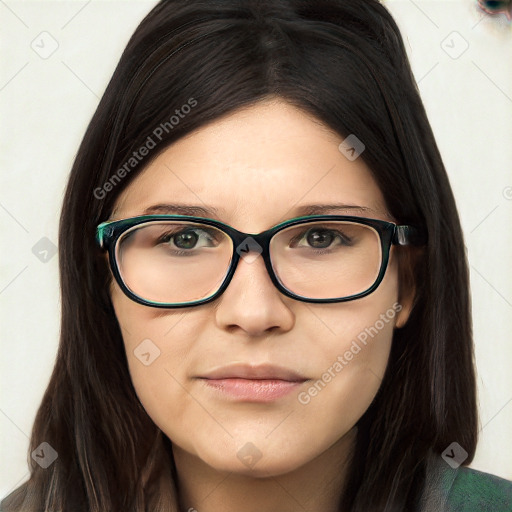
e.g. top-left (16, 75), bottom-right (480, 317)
top-left (108, 97), bottom-right (414, 512)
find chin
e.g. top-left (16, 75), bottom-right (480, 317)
top-left (195, 441), bottom-right (311, 478)
top-left (214, 455), bottom-right (305, 478)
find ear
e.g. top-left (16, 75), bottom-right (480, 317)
top-left (394, 246), bottom-right (421, 329)
top-left (394, 282), bottom-right (415, 328)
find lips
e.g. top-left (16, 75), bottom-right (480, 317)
top-left (197, 362), bottom-right (308, 382)
top-left (196, 363), bottom-right (309, 402)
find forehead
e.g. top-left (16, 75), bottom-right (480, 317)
top-left (112, 99), bottom-right (389, 229)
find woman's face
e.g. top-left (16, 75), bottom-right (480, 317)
top-left (109, 98), bottom-right (413, 477)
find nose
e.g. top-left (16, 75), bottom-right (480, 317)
top-left (213, 248), bottom-right (295, 336)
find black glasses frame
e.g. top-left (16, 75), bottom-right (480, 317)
top-left (96, 214), bottom-right (426, 308)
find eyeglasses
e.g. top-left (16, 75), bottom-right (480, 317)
top-left (96, 214), bottom-right (426, 308)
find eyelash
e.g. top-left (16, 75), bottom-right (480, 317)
top-left (155, 228), bottom-right (219, 255)
top-left (155, 226), bottom-right (353, 255)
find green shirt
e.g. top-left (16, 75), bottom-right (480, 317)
top-left (419, 454), bottom-right (512, 511)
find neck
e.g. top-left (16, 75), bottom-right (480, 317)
top-left (172, 427), bottom-right (357, 512)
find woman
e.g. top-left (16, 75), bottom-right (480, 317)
top-left (3, 1), bottom-right (511, 511)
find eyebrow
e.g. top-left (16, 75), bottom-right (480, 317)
top-left (140, 202), bottom-right (379, 219)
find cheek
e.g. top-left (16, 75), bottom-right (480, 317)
top-left (292, 257), bottom-right (401, 436)
top-left (299, 326), bottom-right (392, 443)
top-left (110, 283), bottom-right (199, 432)
top-left (295, 306), bottom-right (396, 430)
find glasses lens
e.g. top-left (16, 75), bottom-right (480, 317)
top-left (270, 221), bottom-right (382, 300)
top-left (116, 221), bottom-right (233, 304)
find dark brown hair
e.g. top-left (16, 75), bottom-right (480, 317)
top-left (2, 1), bottom-right (477, 510)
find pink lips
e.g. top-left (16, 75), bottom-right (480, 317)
top-left (197, 363), bottom-right (309, 402)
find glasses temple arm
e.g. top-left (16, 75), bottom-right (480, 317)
top-left (393, 225), bottom-right (427, 246)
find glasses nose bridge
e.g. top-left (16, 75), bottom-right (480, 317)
top-left (230, 225), bottom-right (274, 250)
top-left (226, 225), bottom-right (276, 280)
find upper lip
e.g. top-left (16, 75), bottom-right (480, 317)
top-left (198, 363), bottom-right (308, 382)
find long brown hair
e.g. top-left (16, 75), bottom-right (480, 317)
top-left (2, 1), bottom-right (477, 510)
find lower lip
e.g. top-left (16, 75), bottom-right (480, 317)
top-left (200, 378), bottom-right (306, 401)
